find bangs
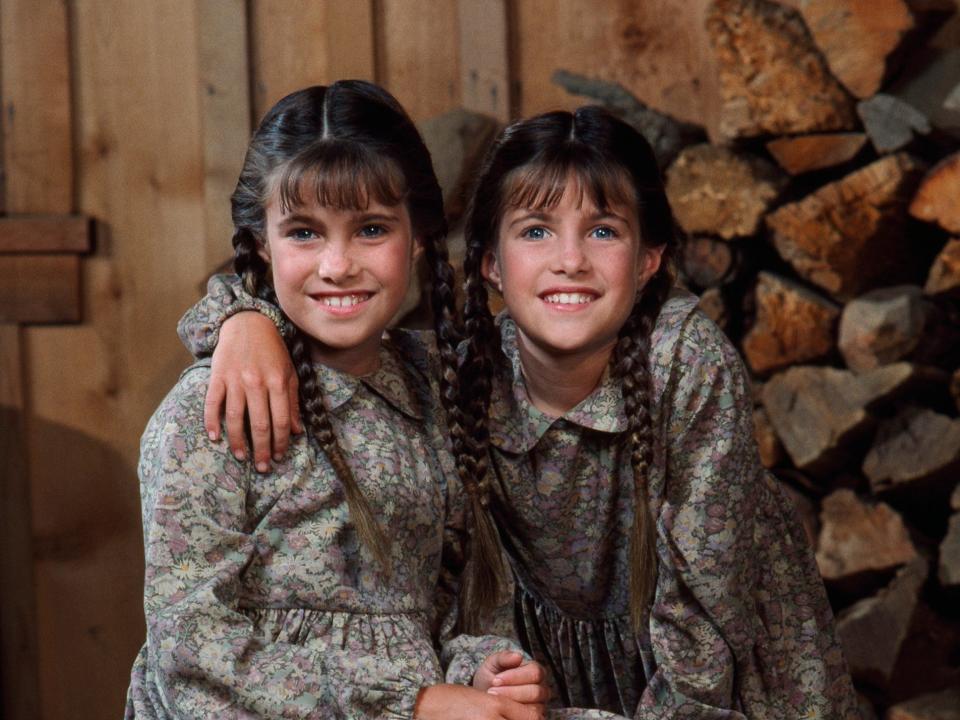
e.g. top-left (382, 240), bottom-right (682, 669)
top-left (272, 142), bottom-right (407, 213)
top-left (500, 151), bottom-right (635, 215)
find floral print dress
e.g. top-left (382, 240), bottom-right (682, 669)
top-left (484, 292), bottom-right (859, 719)
top-left (178, 277), bottom-right (860, 720)
top-left (125, 329), bottom-right (520, 719)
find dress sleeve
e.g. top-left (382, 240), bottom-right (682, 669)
top-left (177, 274), bottom-right (290, 358)
top-left (138, 367), bottom-right (423, 719)
top-left (636, 313), bottom-right (859, 719)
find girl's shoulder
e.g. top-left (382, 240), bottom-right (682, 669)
top-left (142, 360), bottom-right (214, 445)
top-left (650, 288), bottom-right (747, 393)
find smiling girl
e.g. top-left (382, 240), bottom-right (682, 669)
top-left (125, 81), bottom-right (549, 720)
top-left (180, 106), bottom-right (860, 718)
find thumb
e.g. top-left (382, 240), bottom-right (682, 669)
top-left (485, 650), bottom-right (524, 676)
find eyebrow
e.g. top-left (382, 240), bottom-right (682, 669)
top-left (276, 211), bottom-right (401, 229)
top-left (505, 208), bottom-right (631, 229)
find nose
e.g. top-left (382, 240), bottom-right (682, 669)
top-left (317, 238), bottom-right (358, 283)
top-left (554, 232), bottom-right (590, 276)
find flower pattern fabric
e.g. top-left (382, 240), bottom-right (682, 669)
top-left (484, 292), bottom-right (859, 719)
top-left (177, 276), bottom-right (860, 719)
top-left (126, 327), bottom-right (522, 719)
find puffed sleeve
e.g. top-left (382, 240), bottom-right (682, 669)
top-left (132, 365), bottom-right (425, 719)
top-left (177, 274), bottom-right (290, 358)
top-left (637, 311), bottom-right (859, 719)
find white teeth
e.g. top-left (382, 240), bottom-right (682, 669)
top-left (320, 294), bottom-right (368, 307)
top-left (544, 292), bottom-right (594, 305)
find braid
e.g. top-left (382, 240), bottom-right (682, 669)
top-left (287, 331), bottom-right (392, 571)
top-left (451, 236), bottom-right (505, 633)
top-left (233, 225), bottom-right (392, 573)
top-left (613, 263), bottom-right (674, 630)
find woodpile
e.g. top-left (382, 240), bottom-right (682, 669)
top-left (537, 0), bottom-right (960, 714)
top-left (408, 2), bottom-right (960, 715)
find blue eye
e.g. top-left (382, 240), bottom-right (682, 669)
top-left (591, 226), bottom-right (617, 240)
top-left (521, 226), bottom-right (547, 240)
top-left (289, 227), bottom-right (317, 241)
top-left (359, 224), bottom-right (387, 238)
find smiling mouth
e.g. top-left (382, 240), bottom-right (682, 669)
top-left (312, 293), bottom-right (372, 308)
top-left (541, 292), bottom-right (597, 305)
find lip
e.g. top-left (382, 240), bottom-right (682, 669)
top-left (307, 291), bottom-right (375, 316)
top-left (538, 286), bottom-right (601, 310)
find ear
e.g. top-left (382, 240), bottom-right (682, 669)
top-left (639, 244), bottom-right (666, 283)
top-left (256, 236), bottom-right (271, 264)
top-left (481, 249), bottom-right (502, 291)
top-left (411, 236), bottom-right (425, 261)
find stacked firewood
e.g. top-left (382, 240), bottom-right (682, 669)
top-left (415, 1), bottom-right (960, 717)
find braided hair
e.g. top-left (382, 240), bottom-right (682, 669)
top-left (458, 106), bottom-right (678, 630)
top-left (230, 81), bottom-right (461, 574)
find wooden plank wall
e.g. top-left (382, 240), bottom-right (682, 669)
top-left (0, 1), bottom-right (709, 717)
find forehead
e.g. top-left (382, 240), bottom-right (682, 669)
top-left (264, 190), bottom-right (409, 222)
top-left (502, 163), bottom-right (636, 215)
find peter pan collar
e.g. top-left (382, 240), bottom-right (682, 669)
top-left (315, 336), bottom-right (424, 421)
top-left (487, 316), bottom-right (628, 454)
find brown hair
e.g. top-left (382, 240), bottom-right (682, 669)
top-left (230, 81), bottom-right (461, 574)
top-left (458, 106), bottom-right (678, 630)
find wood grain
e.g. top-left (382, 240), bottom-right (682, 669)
top-left (0, 216), bottom-right (91, 253)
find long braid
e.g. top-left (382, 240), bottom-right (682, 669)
top-left (287, 330), bottom-right (391, 571)
top-left (613, 262), bottom-right (674, 630)
top-left (451, 241), bottom-right (505, 633)
top-left (233, 225), bottom-right (392, 572)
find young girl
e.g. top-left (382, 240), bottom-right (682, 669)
top-left (183, 107), bottom-right (860, 718)
top-left (126, 81), bottom-right (550, 720)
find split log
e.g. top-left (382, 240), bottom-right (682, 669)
top-left (418, 109), bottom-right (500, 223)
top-left (816, 489), bottom-right (918, 582)
top-left (940, 513), bottom-right (960, 587)
top-left (775, 0), bottom-right (914, 99)
top-left (753, 406), bottom-right (786, 469)
top-left (666, 144), bottom-right (786, 239)
top-left (910, 151), bottom-right (960, 234)
top-left (887, 686), bottom-right (960, 720)
top-left (858, 94), bottom-right (933, 153)
top-left (765, 132), bottom-right (867, 175)
top-left (835, 556), bottom-right (927, 685)
top-left (766, 153), bottom-right (928, 300)
top-left (704, 0), bottom-right (857, 141)
top-left (838, 286), bottom-right (930, 371)
top-left (761, 363), bottom-right (945, 476)
top-left (550, 70), bottom-right (703, 169)
top-left (742, 272), bottom-right (840, 374)
top-left (680, 236), bottom-right (738, 288)
top-left (925, 238), bottom-right (960, 296)
top-left (696, 287), bottom-right (729, 331)
top-left (863, 406), bottom-right (960, 495)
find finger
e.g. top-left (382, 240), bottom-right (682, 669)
top-left (288, 375), bottom-right (303, 435)
top-left (487, 683), bottom-right (550, 704)
top-left (204, 377), bottom-right (227, 441)
top-left (268, 379), bottom-right (293, 460)
top-left (224, 382), bottom-right (248, 461)
top-left (485, 650), bottom-right (525, 676)
top-left (492, 661), bottom-right (544, 687)
top-left (245, 386), bottom-right (273, 472)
